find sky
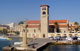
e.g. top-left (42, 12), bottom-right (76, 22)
top-left (0, 0), bottom-right (80, 24)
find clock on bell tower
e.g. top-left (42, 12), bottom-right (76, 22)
top-left (40, 5), bottom-right (50, 38)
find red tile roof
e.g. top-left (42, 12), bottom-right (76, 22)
top-left (27, 20), bottom-right (67, 24)
top-left (28, 25), bottom-right (39, 28)
top-left (27, 25), bottom-right (67, 28)
top-left (49, 20), bottom-right (68, 23)
top-left (40, 5), bottom-right (49, 7)
top-left (27, 20), bottom-right (40, 24)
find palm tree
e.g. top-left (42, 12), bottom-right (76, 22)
top-left (54, 22), bottom-right (60, 33)
top-left (38, 24), bottom-right (41, 30)
top-left (74, 22), bottom-right (79, 32)
top-left (1, 29), bottom-right (8, 34)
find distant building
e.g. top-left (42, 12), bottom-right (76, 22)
top-left (14, 24), bottom-right (23, 32)
top-left (7, 23), bottom-right (15, 28)
top-left (27, 20), bottom-right (68, 32)
top-left (0, 25), bottom-right (9, 30)
top-left (11, 24), bottom-right (26, 36)
top-left (23, 5), bottom-right (69, 38)
top-left (69, 22), bottom-right (74, 26)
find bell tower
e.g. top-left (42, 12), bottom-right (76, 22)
top-left (40, 5), bottom-right (49, 38)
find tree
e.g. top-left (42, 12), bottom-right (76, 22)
top-left (74, 22), bottom-right (79, 32)
top-left (15, 31), bottom-right (20, 35)
top-left (74, 22), bottom-right (79, 26)
top-left (54, 22), bottom-right (60, 33)
top-left (38, 24), bottom-right (41, 30)
top-left (0, 29), bottom-right (8, 34)
top-left (18, 21), bottom-right (24, 25)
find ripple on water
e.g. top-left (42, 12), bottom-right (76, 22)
top-left (0, 40), bottom-right (11, 51)
top-left (43, 45), bottom-right (80, 51)
top-left (0, 37), bottom-right (21, 51)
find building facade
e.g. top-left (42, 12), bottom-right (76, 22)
top-left (0, 25), bottom-right (9, 30)
top-left (22, 5), bottom-right (80, 38)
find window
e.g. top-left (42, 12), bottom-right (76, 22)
top-left (34, 29), bottom-right (36, 33)
top-left (64, 31), bottom-right (65, 33)
top-left (43, 12), bottom-right (46, 15)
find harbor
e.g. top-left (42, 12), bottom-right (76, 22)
top-left (0, 0), bottom-right (80, 51)
top-left (2, 38), bottom-right (80, 51)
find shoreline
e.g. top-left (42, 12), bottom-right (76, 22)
top-left (3, 40), bottom-right (80, 51)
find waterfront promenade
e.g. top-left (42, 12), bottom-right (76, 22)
top-left (28, 38), bottom-right (56, 49)
top-left (3, 38), bottom-right (80, 51)
top-left (3, 38), bottom-right (56, 51)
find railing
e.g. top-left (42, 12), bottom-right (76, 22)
top-left (48, 33), bottom-right (80, 37)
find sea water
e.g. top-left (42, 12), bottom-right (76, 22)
top-left (0, 39), bottom-right (11, 51)
top-left (0, 37), bottom-right (21, 51)
top-left (43, 45), bottom-right (80, 51)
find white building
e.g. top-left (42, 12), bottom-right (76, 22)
top-left (6, 22), bottom-right (15, 28)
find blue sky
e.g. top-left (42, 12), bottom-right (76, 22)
top-left (0, 0), bottom-right (80, 24)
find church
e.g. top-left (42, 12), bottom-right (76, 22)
top-left (25, 5), bottom-right (79, 38)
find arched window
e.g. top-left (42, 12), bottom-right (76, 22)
top-left (42, 12), bottom-right (46, 15)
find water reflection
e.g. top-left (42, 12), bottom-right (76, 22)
top-left (44, 45), bottom-right (80, 51)
top-left (0, 40), bottom-right (11, 51)
top-left (0, 37), bottom-right (22, 51)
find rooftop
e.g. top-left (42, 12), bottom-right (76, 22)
top-left (27, 20), bottom-right (68, 24)
top-left (40, 5), bottom-right (50, 8)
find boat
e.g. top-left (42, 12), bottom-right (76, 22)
top-left (66, 37), bottom-right (73, 41)
top-left (14, 42), bottom-right (22, 45)
top-left (0, 36), bottom-right (12, 40)
top-left (0, 37), bottom-right (6, 40)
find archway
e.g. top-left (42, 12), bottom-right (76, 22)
top-left (43, 34), bottom-right (45, 38)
